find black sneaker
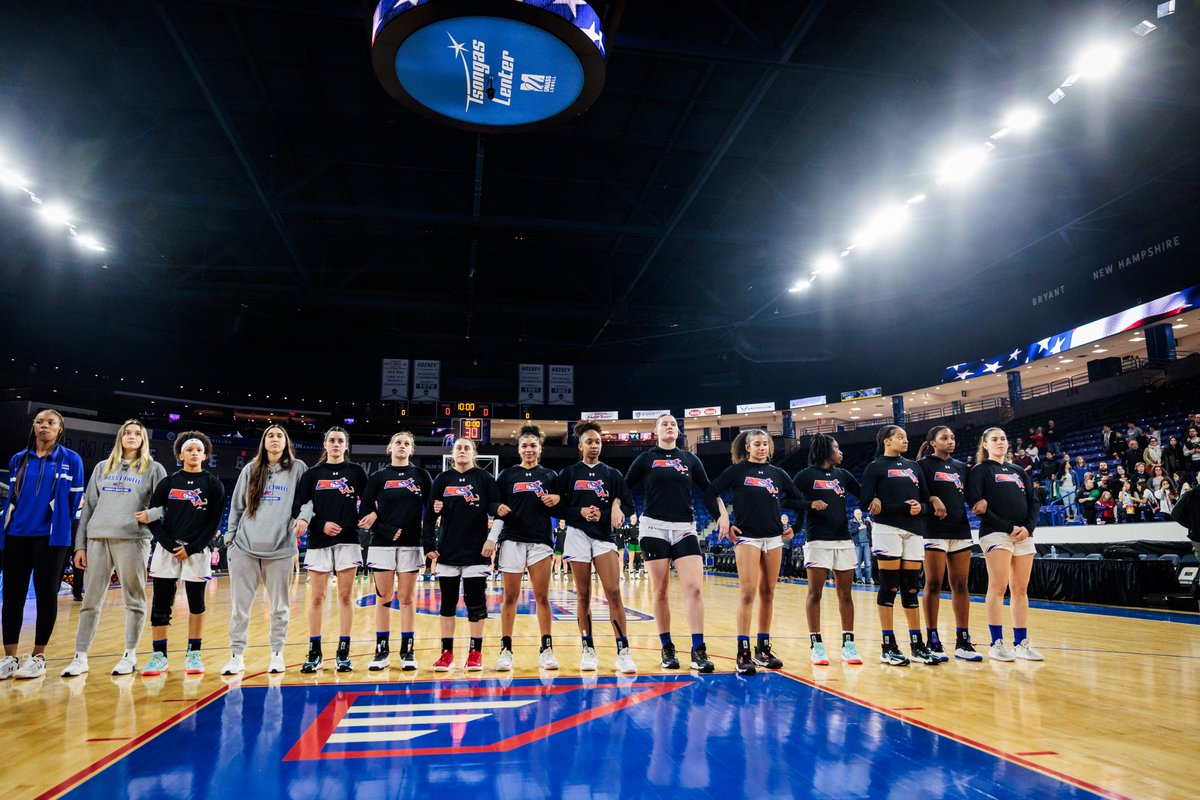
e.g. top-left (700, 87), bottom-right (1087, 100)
top-left (660, 643), bottom-right (680, 669)
top-left (300, 646), bottom-right (323, 674)
top-left (752, 644), bottom-right (783, 669)
top-left (880, 646), bottom-right (910, 667)
top-left (910, 643), bottom-right (940, 665)
top-left (690, 645), bottom-right (715, 673)
top-left (954, 640), bottom-right (983, 662)
top-left (929, 640), bottom-right (950, 663)
top-left (735, 650), bottom-right (757, 676)
top-left (335, 643), bottom-right (352, 673)
top-left (368, 641), bottom-right (390, 671)
top-left (399, 641), bottom-right (418, 671)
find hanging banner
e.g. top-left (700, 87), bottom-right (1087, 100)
top-left (519, 363), bottom-right (545, 404)
top-left (632, 409), bottom-right (672, 420)
top-left (548, 364), bottom-right (574, 405)
top-left (736, 402), bottom-right (775, 414)
top-left (580, 410), bottom-right (619, 421)
top-left (412, 359), bottom-right (441, 401)
top-left (684, 406), bottom-right (721, 418)
top-left (381, 358), bottom-right (410, 400)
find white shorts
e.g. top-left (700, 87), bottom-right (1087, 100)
top-left (149, 546), bottom-right (212, 582)
top-left (639, 517), bottom-right (696, 546)
top-left (562, 527), bottom-right (618, 564)
top-left (923, 538), bottom-right (975, 554)
top-left (735, 536), bottom-right (784, 552)
top-left (304, 543), bottom-right (363, 573)
top-left (497, 541), bottom-right (554, 573)
top-left (436, 562), bottom-right (492, 579)
top-left (871, 523), bottom-right (924, 561)
top-left (979, 531), bottom-right (1036, 557)
top-left (803, 540), bottom-right (857, 571)
top-left (366, 546), bottom-right (424, 573)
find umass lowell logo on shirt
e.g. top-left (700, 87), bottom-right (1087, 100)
top-left (743, 476), bottom-right (778, 496)
top-left (261, 483), bottom-right (291, 503)
top-left (933, 471), bottom-right (964, 491)
top-left (513, 480), bottom-right (547, 496)
top-left (316, 478), bottom-right (355, 496)
top-left (168, 488), bottom-right (207, 509)
top-left (651, 458), bottom-right (688, 474)
top-left (444, 485), bottom-right (481, 505)
top-left (101, 474), bottom-right (142, 493)
top-left (994, 472), bottom-right (1026, 490)
top-left (812, 479), bottom-right (845, 496)
top-left (574, 479), bottom-right (608, 500)
top-left (887, 468), bottom-right (919, 486)
top-left (384, 478), bottom-right (422, 495)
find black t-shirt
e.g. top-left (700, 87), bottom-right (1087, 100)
top-left (705, 460), bottom-right (804, 538)
top-left (918, 455), bottom-right (971, 538)
top-left (966, 460), bottom-right (1039, 536)
top-left (360, 464), bottom-right (431, 548)
top-left (147, 469), bottom-right (226, 555)
top-left (293, 461), bottom-right (369, 549)
top-left (625, 447), bottom-right (711, 523)
top-left (422, 467), bottom-right (500, 566)
top-left (793, 465), bottom-right (861, 541)
top-left (493, 464), bottom-right (558, 546)
top-left (859, 455), bottom-right (929, 535)
top-left (555, 461), bottom-right (634, 543)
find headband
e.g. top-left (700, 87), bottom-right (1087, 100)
top-left (180, 438), bottom-right (205, 452)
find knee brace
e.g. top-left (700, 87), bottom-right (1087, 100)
top-left (876, 568), bottom-right (900, 607)
top-left (184, 580), bottom-right (206, 615)
top-left (899, 570), bottom-right (922, 609)
top-left (150, 578), bottom-right (176, 626)
top-left (438, 576), bottom-right (461, 617)
top-left (463, 577), bottom-right (489, 622)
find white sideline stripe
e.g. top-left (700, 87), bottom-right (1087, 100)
top-left (336, 713), bottom-right (489, 726)
top-left (326, 729), bottom-right (436, 744)
top-left (344, 700), bottom-right (537, 714)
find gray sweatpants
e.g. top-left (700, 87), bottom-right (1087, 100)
top-left (227, 546), bottom-right (294, 655)
top-left (75, 538), bottom-right (152, 654)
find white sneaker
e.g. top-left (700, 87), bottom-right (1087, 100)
top-left (538, 647), bottom-right (560, 670)
top-left (15, 654), bottom-right (47, 679)
top-left (615, 647), bottom-right (637, 674)
top-left (988, 641), bottom-right (1016, 662)
top-left (111, 653), bottom-right (137, 675)
top-left (268, 651), bottom-right (286, 674)
top-left (62, 654), bottom-right (89, 677)
top-left (0, 655), bottom-right (18, 680)
top-left (579, 646), bottom-right (598, 671)
top-left (1014, 639), bottom-right (1044, 661)
top-left (495, 648), bottom-right (514, 672)
top-left (221, 654), bottom-right (245, 675)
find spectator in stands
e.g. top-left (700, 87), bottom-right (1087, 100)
top-left (1157, 485), bottom-right (1178, 520)
top-left (1071, 455), bottom-right (1088, 488)
top-left (1032, 480), bottom-right (1049, 507)
top-left (1118, 481), bottom-right (1137, 524)
top-left (1111, 464), bottom-right (1130, 500)
top-left (1030, 427), bottom-right (1047, 453)
top-left (1078, 477), bottom-right (1099, 525)
top-left (1150, 465), bottom-right (1172, 494)
top-left (1162, 435), bottom-right (1185, 477)
top-left (1124, 439), bottom-right (1143, 475)
top-left (1108, 430), bottom-right (1127, 462)
top-left (1040, 451), bottom-right (1060, 489)
top-left (1059, 466), bottom-right (1078, 522)
top-left (1144, 437), bottom-right (1162, 468)
top-left (1045, 419), bottom-right (1057, 449)
top-left (1126, 421), bottom-right (1143, 446)
top-left (1184, 427), bottom-right (1200, 477)
top-left (1135, 478), bottom-right (1157, 523)
top-left (850, 509), bottom-right (873, 585)
top-left (1146, 424), bottom-right (1162, 447)
top-left (1100, 425), bottom-right (1114, 453)
top-left (1013, 447), bottom-right (1033, 473)
top-left (1169, 484), bottom-right (1200, 563)
top-left (1096, 490), bottom-right (1116, 524)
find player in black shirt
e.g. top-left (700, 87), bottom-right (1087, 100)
top-left (967, 427), bottom-right (1043, 662)
top-left (860, 425), bottom-right (937, 666)
top-left (705, 430), bottom-right (803, 675)
top-left (557, 420), bottom-right (637, 674)
top-left (625, 414), bottom-right (725, 673)
top-left (484, 425), bottom-right (561, 672)
top-left (293, 426), bottom-right (368, 673)
top-left (357, 431), bottom-right (431, 672)
top-left (552, 518), bottom-right (568, 576)
top-left (794, 434), bottom-right (864, 667)
top-left (136, 432), bottom-right (225, 677)
top-left (916, 426), bottom-right (981, 662)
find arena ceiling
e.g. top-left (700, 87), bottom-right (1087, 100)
top-left (1, 1), bottom-right (1197, 408)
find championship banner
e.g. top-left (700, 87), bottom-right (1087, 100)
top-left (519, 363), bottom-right (545, 404)
top-left (413, 359), bottom-right (441, 401)
top-left (632, 409), bottom-right (671, 420)
top-left (549, 364), bottom-right (574, 405)
top-left (381, 358), bottom-right (409, 400)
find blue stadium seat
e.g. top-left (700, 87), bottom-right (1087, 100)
top-left (1085, 553), bottom-right (1103, 560)
top-left (1159, 554), bottom-right (1181, 567)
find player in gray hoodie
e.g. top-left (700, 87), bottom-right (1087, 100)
top-left (221, 425), bottom-right (307, 675)
top-left (62, 420), bottom-right (167, 677)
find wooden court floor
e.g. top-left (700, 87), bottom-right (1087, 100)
top-left (2, 570), bottom-right (1196, 799)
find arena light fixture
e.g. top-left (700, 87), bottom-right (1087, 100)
top-left (867, 204), bottom-right (911, 238)
top-left (905, 193), bottom-right (926, 205)
top-left (0, 164), bottom-right (30, 189)
top-left (39, 202), bottom-right (72, 227)
top-left (1074, 43), bottom-right (1124, 79)
top-left (1004, 107), bottom-right (1041, 132)
top-left (813, 255), bottom-right (839, 274)
top-left (1132, 20), bottom-right (1157, 36)
top-left (1158, 2), bottom-right (1175, 19)
top-left (935, 147), bottom-right (987, 185)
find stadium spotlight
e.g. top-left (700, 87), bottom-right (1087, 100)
top-left (0, 164), bottom-right (30, 189)
top-left (77, 234), bottom-right (106, 252)
top-left (1003, 107), bottom-right (1041, 132)
top-left (867, 204), bottom-right (910, 238)
top-left (935, 147), bottom-right (987, 185)
top-left (788, 281), bottom-right (810, 293)
top-left (905, 193), bottom-right (926, 205)
top-left (813, 255), bottom-right (839, 274)
top-left (1074, 43), bottom-right (1124, 79)
top-left (38, 202), bottom-right (72, 226)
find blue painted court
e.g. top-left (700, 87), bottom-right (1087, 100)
top-left (62, 673), bottom-right (1095, 799)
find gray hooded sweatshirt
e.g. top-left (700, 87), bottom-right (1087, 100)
top-left (76, 459), bottom-right (168, 550)
top-left (226, 458), bottom-right (308, 560)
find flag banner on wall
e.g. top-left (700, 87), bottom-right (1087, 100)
top-left (549, 364), bottom-right (574, 405)
top-left (381, 359), bottom-right (409, 400)
top-left (413, 359), bottom-right (441, 401)
top-left (519, 364), bottom-right (545, 405)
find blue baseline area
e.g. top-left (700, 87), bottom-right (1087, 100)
top-left (62, 674), bottom-right (1096, 799)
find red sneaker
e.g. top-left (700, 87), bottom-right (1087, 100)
top-left (433, 650), bottom-right (455, 672)
top-left (465, 649), bottom-right (483, 671)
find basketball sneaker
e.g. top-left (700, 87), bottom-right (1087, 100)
top-left (580, 646), bottom-right (598, 671)
top-left (689, 645), bottom-right (714, 673)
top-left (300, 645), bottom-right (323, 674)
top-left (538, 647), bottom-right (560, 670)
top-left (660, 643), bottom-right (680, 669)
top-left (615, 647), bottom-right (637, 675)
top-left (112, 653), bottom-right (138, 675)
top-left (465, 649), bottom-right (484, 672)
top-left (910, 643), bottom-right (940, 665)
top-left (184, 650), bottom-right (205, 675)
top-left (368, 641), bottom-right (390, 671)
top-left (399, 641), bottom-right (418, 671)
top-left (495, 648), bottom-right (514, 672)
top-left (268, 651), bottom-right (286, 674)
top-left (15, 654), bottom-right (46, 679)
top-left (810, 642), bottom-right (829, 666)
top-left (432, 650), bottom-right (455, 672)
top-left (62, 654), bottom-right (89, 677)
top-left (880, 645), bottom-right (910, 667)
top-left (220, 654), bottom-right (245, 675)
top-left (735, 650), bottom-right (757, 676)
top-left (753, 643), bottom-right (783, 669)
top-left (0, 656), bottom-right (18, 680)
top-left (142, 652), bottom-right (169, 676)
top-left (1014, 639), bottom-right (1044, 661)
top-left (841, 641), bottom-right (863, 665)
top-left (954, 641), bottom-right (983, 662)
top-left (988, 641), bottom-right (1016, 662)
top-left (929, 640), bottom-right (950, 662)
top-left (335, 644), bottom-right (353, 673)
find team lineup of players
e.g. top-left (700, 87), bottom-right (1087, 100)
top-left (4, 410), bottom-right (1043, 682)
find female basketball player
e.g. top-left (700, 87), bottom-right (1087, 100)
top-left (62, 420), bottom-right (166, 678)
top-left (793, 434), bottom-right (864, 667)
top-left (556, 420), bottom-right (637, 673)
top-left (424, 437), bottom-right (500, 672)
top-left (486, 425), bottom-right (561, 671)
top-left (860, 425), bottom-right (937, 667)
top-left (1, 410), bottom-right (86, 680)
top-left (293, 427), bottom-right (368, 673)
top-left (137, 432), bottom-right (225, 676)
top-left (704, 430), bottom-right (803, 675)
top-left (221, 425), bottom-right (307, 676)
top-left (626, 414), bottom-right (724, 673)
top-left (916, 426), bottom-right (981, 661)
top-left (967, 427), bottom-right (1044, 661)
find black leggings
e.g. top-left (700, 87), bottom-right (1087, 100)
top-left (1, 536), bottom-right (70, 647)
top-left (150, 578), bottom-right (207, 627)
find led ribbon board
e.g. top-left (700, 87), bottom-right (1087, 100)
top-left (369, 0), bottom-right (607, 132)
